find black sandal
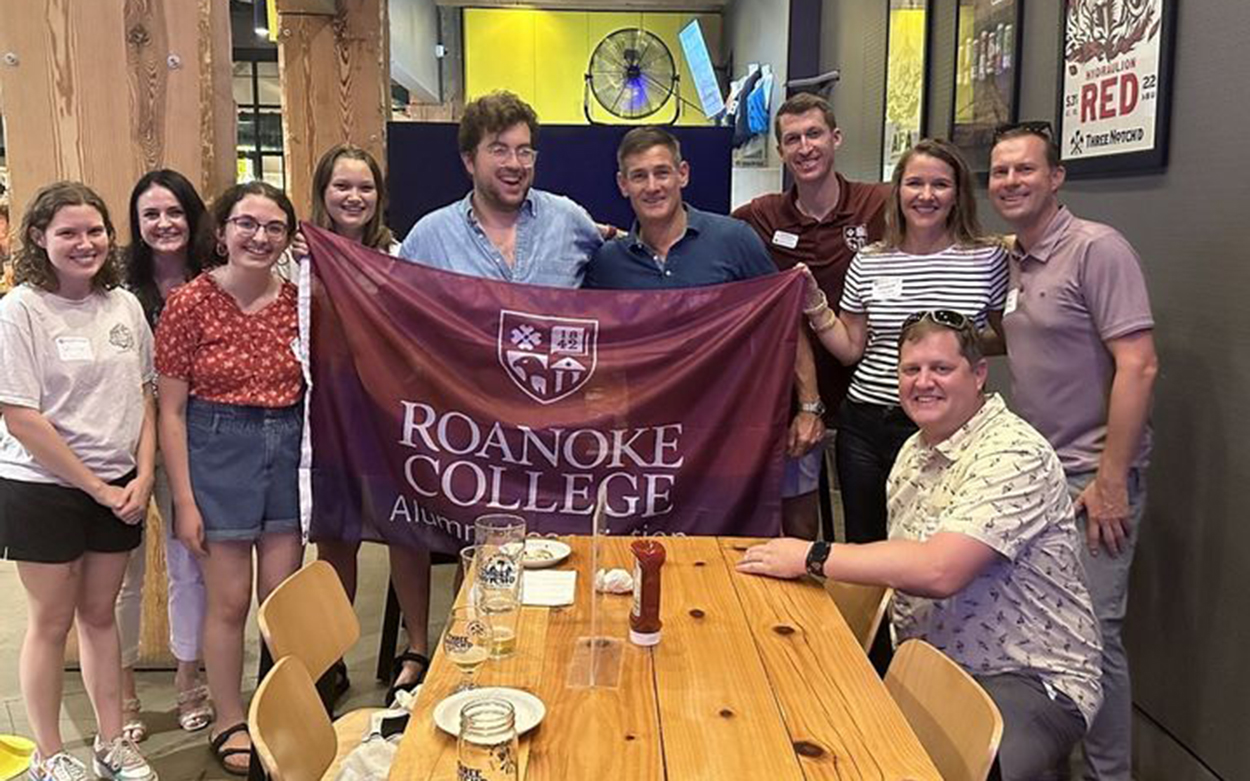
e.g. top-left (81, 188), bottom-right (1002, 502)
top-left (209, 722), bottom-right (251, 777)
top-left (331, 659), bottom-right (351, 701)
top-left (387, 651), bottom-right (430, 705)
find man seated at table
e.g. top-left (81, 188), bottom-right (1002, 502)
top-left (737, 308), bottom-right (1103, 781)
top-left (584, 126), bottom-right (826, 509)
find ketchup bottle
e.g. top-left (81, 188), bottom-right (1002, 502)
top-left (629, 539), bottom-right (666, 646)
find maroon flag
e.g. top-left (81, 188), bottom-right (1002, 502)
top-left (302, 225), bottom-right (802, 554)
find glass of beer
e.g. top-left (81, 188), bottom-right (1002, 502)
top-left (444, 605), bottom-right (492, 692)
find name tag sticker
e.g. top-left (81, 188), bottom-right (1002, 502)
top-left (771, 230), bottom-right (799, 249)
top-left (871, 277), bottom-right (904, 300)
top-left (55, 336), bottom-right (94, 362)
top-left (1004, 288), bottom-right (1020, 315)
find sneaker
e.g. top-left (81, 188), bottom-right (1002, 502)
top-left (91, 735), bottom-right (158, 781)
top-left (27, 751), bottom-right (89, 781)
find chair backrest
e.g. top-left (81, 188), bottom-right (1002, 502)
top-left (884, 639), bottom-right (1004, 781)
top-left (257, 560), bottom-right (359, 680)
top-left (825, 581), bottom-right (892, 654)
top-left (249, 656), bottom-right (337, 781)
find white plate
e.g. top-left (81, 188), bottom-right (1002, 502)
top-left (433, 687), bottom-right (546, 738)
top-left (523, 539), bottom-right (572, 569)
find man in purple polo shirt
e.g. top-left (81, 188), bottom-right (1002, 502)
top-left (990, 122), bottom-right (1159, 781)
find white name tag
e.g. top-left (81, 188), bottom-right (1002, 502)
top-left (1004, 288), bottom-right (1020, 315)
top-left (55, 336), bottom-right (94, 362)
top-left (771, 230), bottom-right (799, 249)
top-left (871, 276), bottom-right (904, 300)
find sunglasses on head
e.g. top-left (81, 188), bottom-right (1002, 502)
top-left (993, 120), bottom-right (1054, 143)
top-left (901, 309), bottom-right (972, 332)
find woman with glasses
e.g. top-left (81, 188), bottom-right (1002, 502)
top-left (155, 181), bottom-right (303, 775)
top-left (290, 145), bottom-right (432, 704)
top-left (113, 169), bottom-right (217, 745)
top-left (801, 138), bottom-right (1007, 548)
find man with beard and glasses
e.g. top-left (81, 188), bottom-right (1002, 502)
top-left (399, 90), bottom-right (603, 288)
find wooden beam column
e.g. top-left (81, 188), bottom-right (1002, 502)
top-left (0, 0), bottom-right (235, 231)
top-left (276, 0), bottom-right (390, 220)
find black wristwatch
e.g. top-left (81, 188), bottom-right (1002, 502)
top-left (805, 540), bottom-right (832, 579)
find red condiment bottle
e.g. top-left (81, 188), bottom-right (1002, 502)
top-left (629, 539), bottom-right (666, 646)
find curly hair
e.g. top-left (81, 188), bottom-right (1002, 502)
top-left (14, 181), bottom-right (122, 294)
top-left (457, 91), bottom-right (539, 157)
top-left (309, 144), bottom-right (393, 250)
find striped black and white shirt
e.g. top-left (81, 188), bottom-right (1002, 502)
top-left (840, 242), bottom-right (1008, 406)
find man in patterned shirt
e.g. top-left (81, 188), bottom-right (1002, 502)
top-left (738, 311), bottom-right (1102, 780)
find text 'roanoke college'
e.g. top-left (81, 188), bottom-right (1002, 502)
top-left (394, 400), bottom-right (686, 518)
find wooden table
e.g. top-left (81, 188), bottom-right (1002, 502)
top-left (389, 536), bottom-right (940, 780)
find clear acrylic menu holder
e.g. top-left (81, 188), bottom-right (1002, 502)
top-left (566, 484), bottom-right (623, 688)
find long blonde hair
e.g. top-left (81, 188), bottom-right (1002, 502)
top-left (882, 138), bottom-right (991, 250)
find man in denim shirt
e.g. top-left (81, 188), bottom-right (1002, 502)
top-left (399, 91), bottom-right (603, 288)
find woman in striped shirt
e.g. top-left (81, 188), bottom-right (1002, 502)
top-left (801, 138), bottom-right (1007, 549)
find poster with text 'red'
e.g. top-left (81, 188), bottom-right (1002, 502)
top-left (1061, 0), bottom-right (1165, 162)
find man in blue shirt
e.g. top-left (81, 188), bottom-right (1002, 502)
top-left (585, 128), bottom-right (824, 526)
top-left (585, 127), bottom-right (776, 288)
top-left (399, 91), bottom-right (603, 287)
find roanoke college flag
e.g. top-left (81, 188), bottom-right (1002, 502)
top-left (301, 225), bottom-right (803, 554)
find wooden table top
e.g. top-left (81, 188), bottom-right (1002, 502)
top-left (389, 536), bottom-right (940, 780)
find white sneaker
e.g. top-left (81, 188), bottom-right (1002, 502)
top-left (27, 751), bottom-right (89, 781)
top-left (91, 735), bottom-right (158, 781)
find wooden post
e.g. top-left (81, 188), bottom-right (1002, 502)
top-left (276, 0), bottom-right (390, 220)
top-left (0, 0), bottom-right (235, 232)
top-left (0, 0), bottom-right (235, 670)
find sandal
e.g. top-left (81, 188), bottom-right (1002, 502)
top-left (330, 659), bottom-right (351, 702)
top-left (387, 651), bottom-right (430, 706)
top-left (121, 697), bottom-right (147, 743)
top-left (209, 722), bottom-right (251, 777)
top-left (176, 683), bottom-right (214, 732)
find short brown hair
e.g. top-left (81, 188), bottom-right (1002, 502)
top-left (992, 121), bottom-right (1061, 169)
top-left (899, 311), bottom-right (984, 367)
top-left (774, 92), bottom-right (838, 143)
top-left (14, 181), bottom-right (121, 294)
top-left (616, 126), bottom-right (682, 171)
top-left (209, 181), bottom-right (297, 258)
top-left (458, 91), bottom-right (540, 156)
top-left (310, 144), bottom-right (393, 250)
top-left (883, 138), bottom-right (992, 250)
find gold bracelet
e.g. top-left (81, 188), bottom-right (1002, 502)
top-left (810, 308), bottom-right (838, 333)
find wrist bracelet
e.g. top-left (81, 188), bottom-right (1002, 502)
top-left (811, 308), bottom-right (838, 333)
top-left (801, 290), bottom-right (829, 317)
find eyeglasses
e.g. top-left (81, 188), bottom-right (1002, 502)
top-left (901, 309), bottom-right (972, 333)
top-left (485, 144), bottom-right (538, 167)
top-left (225, 216), bottom-right (289, 240)
top-left (992, 120), bottom-right (1054, 143)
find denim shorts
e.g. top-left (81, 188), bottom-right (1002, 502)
top-left (187, 397), bottom-right (302, 542)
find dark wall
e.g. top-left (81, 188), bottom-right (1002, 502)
top-left (821, 1), bottom-right (1250, 778)
top-left (386, 123), bottom-right (733, 238)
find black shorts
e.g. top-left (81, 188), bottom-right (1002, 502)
top-left (0, 471), bottom-right (143, 563)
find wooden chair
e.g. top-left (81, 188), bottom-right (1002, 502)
top-left (249, 656), bottom-right (375, 781)
top-left (825, 581), bottom-right (892, 654)
top-left (884, 639), bottom-right (1003, 781)
top-left (257, 560), bottom-right (359, 681)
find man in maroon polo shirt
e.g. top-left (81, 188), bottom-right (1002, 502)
top-left (734, 93), bottom-right (889, 540)
top-left (990, 122), bottom-right (1159, 781)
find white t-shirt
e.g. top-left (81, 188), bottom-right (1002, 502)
top-left (0, 285), bottom-right (155, 485)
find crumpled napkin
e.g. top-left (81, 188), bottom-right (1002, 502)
top-left (594, 568), bottom-right (634, 594)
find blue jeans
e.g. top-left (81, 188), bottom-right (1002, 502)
top-left (1067, 469), bottom-right (1146, 781)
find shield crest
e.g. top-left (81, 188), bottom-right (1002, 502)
top-left (497, 310), bottom-right (599, 404)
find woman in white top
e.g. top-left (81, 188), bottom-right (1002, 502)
top-left (0, 182), bottom-right (159, 781)
top-left (801, 138), bottom-right (1008, 550)
top-left (292, 145), bottom-right (424, 704)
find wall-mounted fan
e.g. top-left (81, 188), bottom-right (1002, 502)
top-left (584, 28), bottom-right (680, 124)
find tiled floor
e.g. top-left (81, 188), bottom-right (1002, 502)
top-left (0, 543), bottom-right (458, 780)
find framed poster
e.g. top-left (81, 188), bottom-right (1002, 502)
top-left (950, 0), bottom-right (1023, 171)
top-left (1056, 0), bottom-right (1176, 176)
top-left (881, 0), bottom-right (931, 181)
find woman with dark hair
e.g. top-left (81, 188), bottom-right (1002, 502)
top-left (801, 138), bottom-right (1008, 547)
top-left (113, 169), bottom-right (216, 744)
top-left (293, 144), bottom-right (430, 703)
top-left (155, 180), bottom-right (303, 775)
top-left (0, 182), bottom-right (159, 781)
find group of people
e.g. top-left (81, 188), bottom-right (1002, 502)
top-left (0, 85), bottom-right (1154, 781)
